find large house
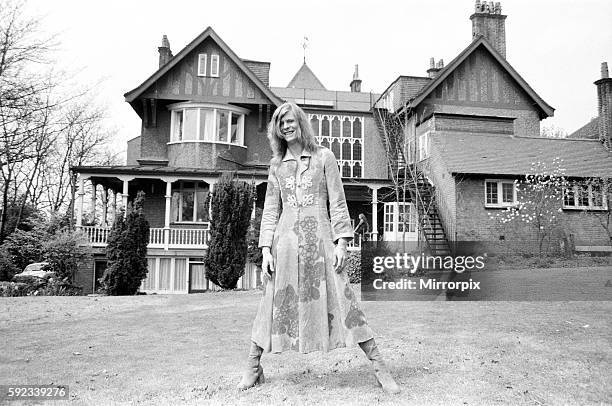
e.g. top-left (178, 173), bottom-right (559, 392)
top-left (72, 1), bottom-right (612, 294)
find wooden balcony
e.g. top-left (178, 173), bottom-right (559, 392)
top-left (80, 225), bottom-right (210, 249)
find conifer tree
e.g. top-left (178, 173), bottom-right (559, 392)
top-left (205, 173), bottom-right (255, 289)
top-left (102, 191), bottom-right (150, 295)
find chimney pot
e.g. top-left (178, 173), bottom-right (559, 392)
top-left (470, 1), bottom-right (507, 58)
top-left (602, 62), bottom-right (609, 79)
top-left (429, 57), bottom-right (435, 69)
top-left (158, 34), bottom-right (173, 68)
top-left (350, 64), bottom-right (362, 92)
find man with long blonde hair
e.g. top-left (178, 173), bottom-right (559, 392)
top-left (237, 102), bottom-right (400, 395)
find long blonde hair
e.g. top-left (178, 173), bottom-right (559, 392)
top-left (267, 102), bottom-right (318, 165)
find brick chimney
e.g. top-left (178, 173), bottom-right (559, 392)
top-left (427, 58), bottom-right (444, 78)
top-left (595, 62), bottom-right (612, 149)
top-left (470, 0), bottom-right (507, 58)
top-left (158, 35), bottom-right (173, 68)
top-left (350, 64), bottom-right (362, 92)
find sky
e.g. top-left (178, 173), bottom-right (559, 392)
top-left (26, 0), bottom-right (612, 159)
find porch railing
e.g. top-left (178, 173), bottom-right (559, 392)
top-left (81, 225), bottom-right (365, 251)
top-left (79, 225), bottom-right (210, 249)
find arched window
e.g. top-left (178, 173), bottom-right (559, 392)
top-left (331, 140), bottom-right (341, 160)
top-left (342, 140), bottom-right (351, 160)
top-left (343, 118), bottom-right (351, 137)
top-left (321, 117), bottom-right (330, 137)
top-left (352, 140), bottom-right (362, 161)
top-left (352, 118), bottom-right (362, 138)
top-left (331, 116), bottom-right (340, 137)
top-left (353, 162), bottom-right (362, 178)
top-left (342, 162), bottom-right (351, 178)
top-left (320, 138), bottom-right (329, 149)
top-left (310, 116), bottom-right (319, 137)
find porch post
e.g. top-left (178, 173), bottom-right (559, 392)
top-left (76, 174), bottom-right (88, 227)
top-left (111, 190), bottom-right (117, 222)
top-left (207, 180), bottom-right (216, 221)
top-left (117, 176), bottom-right (134, 218)
top-left (160, 177), bottom-right (178, 250)
top-left (101, 187), bottom-right (109, 226)
top-left (90, 180), bottom-right (97, 224)
top-left (371, 187), bottom-right (379, 241)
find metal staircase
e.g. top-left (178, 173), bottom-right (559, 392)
top-left (373, 108), bottom-right (452, 256)
top-left (373, 108), bottom-right (406, 174)
top-left (414, 174), bottom-right (452, 256)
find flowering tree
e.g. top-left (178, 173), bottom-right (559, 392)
top-left (491, 158), bottom-right (568, 255)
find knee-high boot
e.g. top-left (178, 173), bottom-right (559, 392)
top-left (359, 338), bottom-right (401, 394)
top-left (236, 341), bottom-right (265, 390)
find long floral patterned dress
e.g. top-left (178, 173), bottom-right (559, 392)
top-left (251, 146), bottom-right (374, 354)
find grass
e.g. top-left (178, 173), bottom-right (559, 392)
top-left (1, 266), bottom-right (611, 405)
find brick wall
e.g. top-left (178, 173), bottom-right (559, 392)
top-left (142, 192), bottom-right (166, 228)
top-left (140, 105), bottom-right (170, 160)
top-left (126, 136), bottom-right (141, 164)
top-left (427, 142), bottom-right (457, 241)
top-left (364, 115), bottom-right (388, 179)
top-left (455, 177), bottom-right (611, 252)
top-left (74, 253), bottom-right (94, 295)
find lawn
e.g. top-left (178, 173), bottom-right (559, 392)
top-left (1, 266), bottom-right (611, 405)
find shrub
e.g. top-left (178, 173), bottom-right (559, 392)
top-left (41, 278), bottom-right (83, 296)
top-left (246, 207), bottom-right (263, 267)
top-left (43, 230), bottom-right (89, 283)
top-left (1, 228), bottom-right (48, 274)
top-left (0, 251), bottom-right (19, 281)
top-left (101, 191), bottom-right (150, 295)
top-left (205, 173), bottom-right (255, 289)
top-left (0, 281), bottom-right (30, 297)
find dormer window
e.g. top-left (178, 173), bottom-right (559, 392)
top-left (169, 103), bottom-right (247, 146)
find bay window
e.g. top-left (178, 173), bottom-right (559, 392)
top-left (172, 181), bottom-right (209, 223)
top-left (169, 103), bottom-right (247, 146)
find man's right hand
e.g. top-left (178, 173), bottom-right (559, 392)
top-left (261, 247), bottom-right (275, 281)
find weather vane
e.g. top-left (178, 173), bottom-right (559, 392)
top-left (302, 36), bottom-right (309, 63)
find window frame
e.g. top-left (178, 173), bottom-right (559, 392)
top-left (210, 54), bottom-right (220, 77)
top-left (563, 181), bottom-right (608, 210)
top-left (418, 132), bottom-right (430, 161)
top-left (171, 181), bottom-right (210, 224)
top-left (168, 103), bottom-right (248, 147)
top-left (484, 179), bottom-right (518, 208)
top-left (197, 54), bottom-right (207, 76)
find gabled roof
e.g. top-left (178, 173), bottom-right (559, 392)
top-left (287, 62), bottom-right (327, 90)
top-left (406, 36), bottom-right (555, 119)
top-left (431, 132), bottom-right (612, 178)
top-left (124, 27), bottom-right (282, 106)
top-left (569, 117), bottom-right (600, 139)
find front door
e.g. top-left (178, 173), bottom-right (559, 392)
top-left (383, 202), bottom-right (418, 241)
